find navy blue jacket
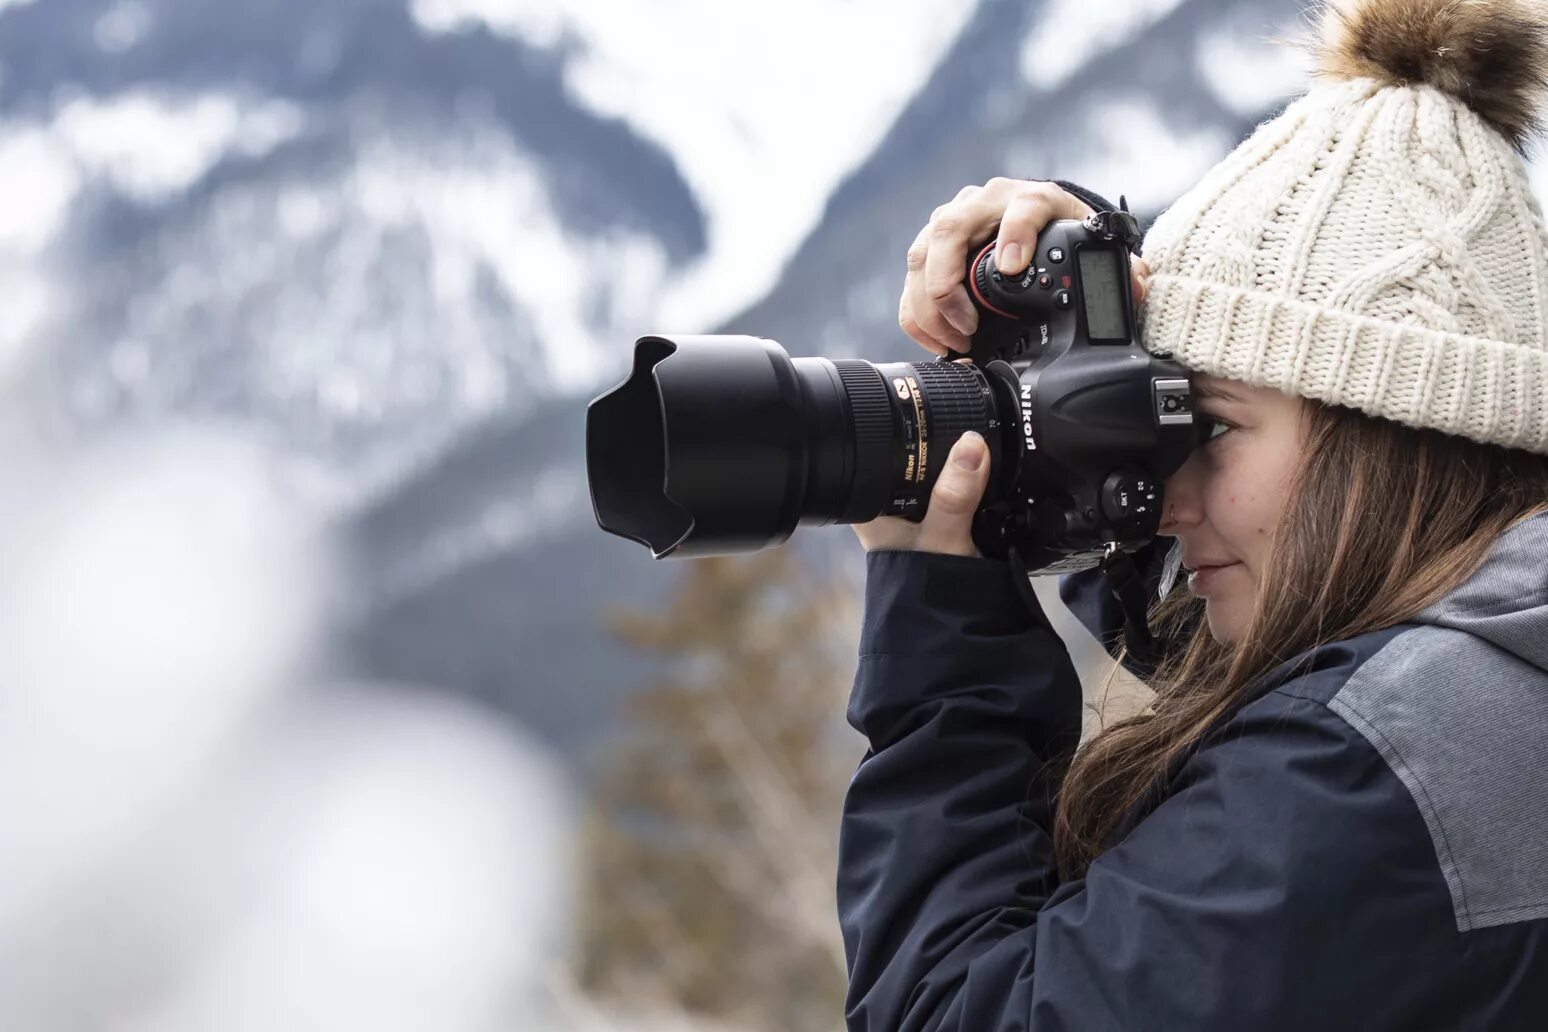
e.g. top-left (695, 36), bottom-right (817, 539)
top-left (838, 512), bottom-right (1548, 1030)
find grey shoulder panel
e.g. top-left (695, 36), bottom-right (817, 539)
top-left (1415, 511), bottom-right (1548, 669)
top-left (1328, 626), bottom-right (1548, 932)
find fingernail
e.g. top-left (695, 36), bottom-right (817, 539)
top-left (998, 242), bottom-right (1022, 274)
top-left (952, 431), bottom-right (984, 470)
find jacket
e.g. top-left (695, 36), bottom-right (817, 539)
top-left (837, 510), bottom-right (1548, 1030)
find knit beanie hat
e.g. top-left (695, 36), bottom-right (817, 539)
top-left (1137, 0), bottom-right (1548, 454)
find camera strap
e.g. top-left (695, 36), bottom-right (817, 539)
top-left (1006, 544), bottom-right (1166, 676)
top-left (1099, 545), bottom-right (1164, 675)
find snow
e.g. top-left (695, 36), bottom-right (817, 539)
top-left (0, 129), bottom-right (77, 380)
top-left (1020, 0), bottom-right (1188, 90)
top-left (369, 464), bottom-right (586, 612)
top-left (0, 129), bottom-right (79, 254)
top-left (0, 87), bottom-right (663, 502)
top-left (76, 117), bottom-right (661, 461)
top-left (1, 2), bottom-right (981, 508)
top-left (410, 0), bottom-right (979, 335)
top-left (0, 269), bottom-right (51, 378)
top-left (52, 92), bottom-right (305, 203)
top-left (339, 128), bottom-right (661, 392)
top-left (0, 92), bottom-right (303, 253)
top-left (0, 427), bottom-right (573, 1030)
top-left (93, 0), bottom-right (154, 53)
top-left (1196, 21), bottom-right (1312, 117)
top-left (1013, 97), bottom-right (1233, 214)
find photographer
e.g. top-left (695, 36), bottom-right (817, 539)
top-left (840, 0), bottom-right (1548, 1028)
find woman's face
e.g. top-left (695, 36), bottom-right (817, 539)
top-left (1159, 374), bottom-right (1307, 646)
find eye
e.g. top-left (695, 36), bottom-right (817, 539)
top-left (1198, 416), bottom-right (1235, 444)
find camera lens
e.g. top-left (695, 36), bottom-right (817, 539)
top-left (586, 335), bottom-right (1005, 557)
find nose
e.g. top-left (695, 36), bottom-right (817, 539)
top-left (1159, 446), bottom-right (1206, 535)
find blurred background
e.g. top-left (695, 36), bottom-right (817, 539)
top-left (3, 0), bottom-right (1543, 1028)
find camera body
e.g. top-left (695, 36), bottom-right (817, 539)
top-left (936, 211), bottom-right (1198, 571)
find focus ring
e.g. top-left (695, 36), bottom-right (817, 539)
top-left (908, 361), bottom-right (992, 490)
top-left (910, 361), bottom-right (991, 430)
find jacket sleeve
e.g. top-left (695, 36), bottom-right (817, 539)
top-left (839, 551), bottom-right (1461, 1031)
top-left (840, 549), bottom-right (1083, 1030)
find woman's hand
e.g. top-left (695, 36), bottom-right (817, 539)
top-left (851, 432), bottom-right (992, 557)
top-left (898, 178), bottom-right (1151, 356)
top-left (857, 178), bottom-right (1154, 556)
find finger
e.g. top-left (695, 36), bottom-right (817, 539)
top-left (915, 431), bottom-right (992, 558)
top-left (1132, 256), bottom-right (1152, 304)
top-left (904, 227), bottom-right (971, 354)
top-left (899, 289), bottom-right (952, 358)
top-left (920, 210), bottom-right (989, 346)
top-left (904, 224), bottom-right (972, 355)
top-left (993, 183), bottom-right (1094, 277)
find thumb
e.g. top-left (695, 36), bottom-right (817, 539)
top-left (916, 431), bottom-right (991, 557)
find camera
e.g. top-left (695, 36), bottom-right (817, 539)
top-left (586, 207), bottom-right (1200, 574)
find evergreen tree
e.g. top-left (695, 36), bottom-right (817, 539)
top-left (578, 548), bottom-right (859, 1032)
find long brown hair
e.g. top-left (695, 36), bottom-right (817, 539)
top-left (1052, 399), bottom-right (1548, 879)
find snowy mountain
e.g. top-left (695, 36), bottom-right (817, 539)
top-left (0, 0), bottom-right (977, 501)
top-left (9, 0), bottom-right (1534, 765)
top-left (343, 0), bottom-right (1320, 763)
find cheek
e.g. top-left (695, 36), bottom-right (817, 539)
top-left (1204, 451), bottom-right (1291, 547)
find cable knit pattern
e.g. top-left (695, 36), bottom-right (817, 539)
top-left (1138, 77), bottom-right (1548, 454)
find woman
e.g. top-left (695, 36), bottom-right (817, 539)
top-left (838, 0), bottom-right (1548, 1028)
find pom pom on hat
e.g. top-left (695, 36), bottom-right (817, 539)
top-left (1311, 0), bottom-right (1548, 151)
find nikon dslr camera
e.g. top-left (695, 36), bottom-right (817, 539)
top-left (585, 205), bottom-right (1199, 575)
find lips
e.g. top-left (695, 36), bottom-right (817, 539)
top-left (1181, 557), bottom-right (1237, 573)
top-left (1185, 561), bottom-right (1240, 595)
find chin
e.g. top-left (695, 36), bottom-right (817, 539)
top-left (1204, 601), bottom-right (1246, 648)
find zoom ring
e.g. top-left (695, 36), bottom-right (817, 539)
top-left (834, 361), bottom-right (899, 522)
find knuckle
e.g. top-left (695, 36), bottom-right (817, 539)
top-left (929, 214), bottom-right (965, 240)
top-left (932, 480), bottom-right (974, 514)
top-left (905, 244), bottom-right (928, 271)
top-left (926, 278), bottom-right (960, 303)
top-left (953, 184), bottom-right (978, 203)
top-left (1006, 189), bottom-right (1051, 219)
top-left (1014, 179), bottom-right (1053, 202)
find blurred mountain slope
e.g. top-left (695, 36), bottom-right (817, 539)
top-left (2, 0), bottom-right (1343, 766)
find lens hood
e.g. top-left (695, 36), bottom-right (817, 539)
top-left (587, 335), bottom-right (813, 558)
